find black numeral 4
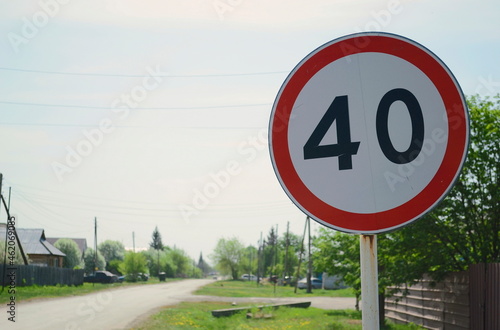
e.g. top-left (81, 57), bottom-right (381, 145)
top-left (303, 95), bottom-right (360, 170)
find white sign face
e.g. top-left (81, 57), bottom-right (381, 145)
top-left (269, 32), bottom-right (469, 234)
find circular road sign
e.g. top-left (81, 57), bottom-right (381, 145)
top-left (269, 32), bottom-right (469, 234)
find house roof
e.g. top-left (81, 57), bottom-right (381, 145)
top-left (46, 237), bottom-right (87, 254)
top-left (0, 226), bottom-right (65, 257)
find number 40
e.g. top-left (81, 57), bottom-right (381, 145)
top-left (303, 88), bottom-right (425, 170)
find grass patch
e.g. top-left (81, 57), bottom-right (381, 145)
top-left (135, 301), bottom-right (422, 329)
top-left (194, 280), bottom-right (356, 298)
top-left (0, 277), bottom-right (177, 304)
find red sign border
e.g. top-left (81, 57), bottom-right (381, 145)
top-left (269, 32), bottom-right (469, 234)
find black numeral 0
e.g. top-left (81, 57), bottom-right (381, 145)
top-left (376, 88), bottom-right (424, 164)
top-left (303, 88), bottom-right (424, 169)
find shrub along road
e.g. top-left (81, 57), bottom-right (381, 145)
top-left (0, 279), bottom-right (355, 329)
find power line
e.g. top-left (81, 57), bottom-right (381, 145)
top-left (0, 122), bottom-right (265, 129)
top-left (0, 100), bottom-right (271, 110)
top-left (0, 67), bottom-right (288, 78)
top-left (7, 182), bottom-right (290, 208)
top-left (8, 183), bottom-right (296, 217)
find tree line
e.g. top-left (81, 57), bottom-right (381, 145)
top-left (54, 226), bottom-right (211, 282)
top-left (210, 224), bottom-right (310, 283)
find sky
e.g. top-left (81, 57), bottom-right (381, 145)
top-left (1, 0), bottom-right (499, 263)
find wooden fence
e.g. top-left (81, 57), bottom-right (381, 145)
top-left (385, 263), bottom-right (500, 330)
top-left (469, 263), bottom-right (500, 330)
top-left (1, 264), bottom-right (84, 286)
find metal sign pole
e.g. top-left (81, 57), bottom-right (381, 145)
top-left (360, 234), bottom-right (379, 329)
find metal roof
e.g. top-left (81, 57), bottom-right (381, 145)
top-left (0, 227), bottom-right (65, 257)
top-left (46, 237), bottom-right (88, 254)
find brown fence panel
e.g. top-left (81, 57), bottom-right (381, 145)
top-left (1, 264), bottom-right (84, 287)
top-left (387, 264), bottom-right (499, 330)
top-left (469, 263), bottom-right (500, 330)
top-left (385, 272), bottom-right (470, 329)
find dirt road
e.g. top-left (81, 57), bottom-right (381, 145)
top-left (0, 279), bottom-right (356, 329)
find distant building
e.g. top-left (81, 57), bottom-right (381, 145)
top-left (321, 272), bottom-right (347, 290)
top-left (47, 237), bottom-right (88, 258)
top-left (0, 224), bottom-right (66, 267)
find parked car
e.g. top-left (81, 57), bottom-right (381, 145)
top-left (84, 271), bottom-right (119, 284)
top-left (241, 274), bottom-right (257, 281)
top-left (283, 276), bottom-right (296, 286)
top-left (118, 273), bottom-right (149, 282)
top-left (297, 277), bottom-right (322, 289)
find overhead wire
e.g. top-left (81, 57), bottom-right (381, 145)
top-left (0, 66), bottom-right (277, 129)
top-left (6, 182), bottom-right (298, 224)
top-left (0, 100), bottom-right (272, 110)
top-left (0, 66), bottom-right (288, 78)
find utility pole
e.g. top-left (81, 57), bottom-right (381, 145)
top-left (306, 216), bottom-right (312, 294)
top-left (282, 221), bottom-right (290, 284)
top-left (94, 217), bottom-right (97, 273)
top-left (132, 231), bottom-right (135, 252)
top-left (0, 173), bottom-right (2, 219)
top-left (257, 232), bottom-right (262, 286)
top-left (295, 216), bottom-right (308, 293)
top-left (249, 245), bottom-right (253, 278)
top-left (8, 187), bottom-right (11, 226)
top-left (0, 175), bottom-right (27, 266)
top-left (1, 173), bottom-right (4, 268)
top-left (273, 224), bottom-right (278, 275)
top-left (273, 224), bottom-right (278, 294)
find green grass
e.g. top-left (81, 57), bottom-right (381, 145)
top-left (135, 301), bottom-right (421, 330)
top-left (194, 280), bottom-right (356, 298)
top-left (0, 277), bottom-right (177, 304)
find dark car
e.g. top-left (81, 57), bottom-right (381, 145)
top-left (84, 271), bottom-right (119, 284)
top-left (283, 276), bottom-right (296, 286)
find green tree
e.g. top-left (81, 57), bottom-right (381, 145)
top-left (160, 250), bottom-right (176, 277)
top-left (0, 240), bottom-right (25, 265)
top-left (263, 227), bottom-right (278, 277)
top-left (241, 245), bottom-right (258, 277)
top-left (394, 95), bottom-right (500, 274)
top-left (98, 240), bottom-right (125, 273)
top-left (149, 226), bottom-right (164, 250)
top-left (210, 237), bottom-right (245, 279)
top-left (143, 248), bottom-right (166, 277)
top-left (98, 240), bottom-right (125, 262)
top-left (190, 262), bottom-right (204, 278)
top-left (277, 232), bottom-right (300, 283)
top-left (83, 248), bottom-right (105, 275)
top-left (120, 251), bottom-right (148, 282)
top-left (169, 247), bottom-right (191, 277)
top-left (197, 252), bottom-right (211, 275)
top-left (150, 226), bottom-right (164, 277)
top-left (314, 229), bottom-right (361, 308)
top-left (54, 238), bottom-right (82, 269)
